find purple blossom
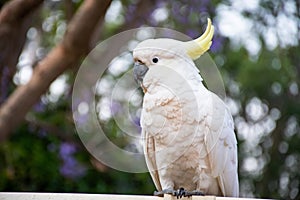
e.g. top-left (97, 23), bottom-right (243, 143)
top-left (59, 142), bottom-right (86, 179)
top-left (211, 35), bottom-right (225, 53)
top-left (133, 116), bottom-right (141, 133)
top-left (124, 4), bottom-right (136, 23)
top-left (155, 0), bottom-right (165, 8)
top-left (110, 101), bottom-right (122, 116)
top-left (172, 4), bottom-right (189, 25)
top-left (74, 113), bottom-right (89, 127)
top-left (59, 142), bottom-right (76, 158)
top-left (33, 101), bottom-right (46, 112)
top-left (59, 156), bottom-right (86, 179)
top-left (198, 0), bottom-right (211, 12)
top-left (186, 29), bottom-right (199, 39)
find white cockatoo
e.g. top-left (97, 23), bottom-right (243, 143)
top-left (133, 19), bottom-right (239, 198)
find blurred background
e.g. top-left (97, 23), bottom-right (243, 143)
top-left (0, 0), bottom-right (299, 199)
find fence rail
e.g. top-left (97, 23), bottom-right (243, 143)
top-left (0, 193), bottom-right (270, 200)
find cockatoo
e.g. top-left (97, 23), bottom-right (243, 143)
top-left (133, 19), bottom-right (239, 198)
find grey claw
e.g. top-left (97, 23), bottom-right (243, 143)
top-left (176, 187), bottom-right (186, 199)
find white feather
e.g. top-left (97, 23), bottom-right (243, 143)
top-left (134, 37), bottom-right (239, 197)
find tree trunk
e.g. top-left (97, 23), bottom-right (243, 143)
top-left (0, 0), bottom-right (112, 141)
top-left (0, 0), bottom-right (43, 103)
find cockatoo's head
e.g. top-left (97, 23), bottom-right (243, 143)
top-left (133, 18), bottom-right (214, 91)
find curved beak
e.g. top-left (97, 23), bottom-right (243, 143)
top-left (133, 62), bottom-right (148, 86)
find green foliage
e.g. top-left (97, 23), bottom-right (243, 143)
top-left (0, 124), bottom-right (154, 193)
top-left (0, 127), bottom-right (61, 191)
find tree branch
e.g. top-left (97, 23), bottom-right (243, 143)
top-left (0, 0), bottom-right (112, 141)
top-left (0, 0), bottom-right (43, 23)
top-left (0, 0), bottom-right (43, 102)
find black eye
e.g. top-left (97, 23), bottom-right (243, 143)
top-left (152, 57), bottom-right (159, 64)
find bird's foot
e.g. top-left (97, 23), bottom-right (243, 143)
top-left (175, 187), bottom-right (187, 199)
top-left (154, 188), bottom-right (204, 199)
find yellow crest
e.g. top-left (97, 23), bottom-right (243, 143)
top-left (184, 18), bottom-right (214, 60)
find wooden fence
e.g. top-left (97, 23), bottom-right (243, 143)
top-left (0, 193), bottom-right (270, 200)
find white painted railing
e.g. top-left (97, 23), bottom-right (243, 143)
top-left (0, 193), bottom-right (270, 200)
